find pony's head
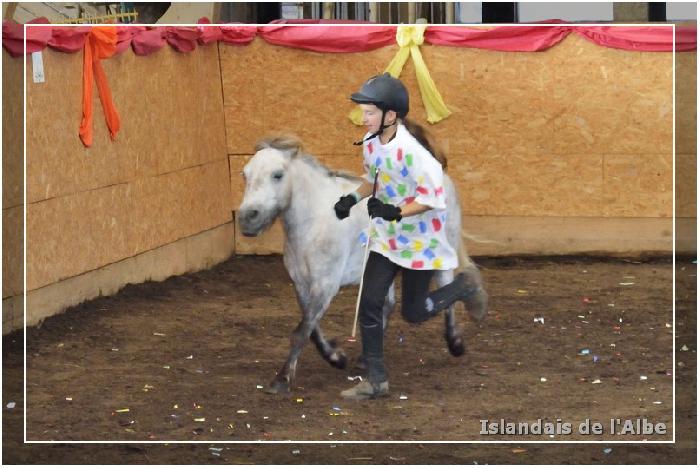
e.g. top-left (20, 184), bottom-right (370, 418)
top-left (238, 135), bottom-right (301, 236)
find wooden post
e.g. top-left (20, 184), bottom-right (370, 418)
top-left (4, 2), bottom-right (18, 21)
top-left (408, 2), bottom-right (416, 23)
top-left (369, 2), bottom-right (378, 22)
top-left (322, 2), bottom-right (334, 19)
top-left (445, 1), bottom-right (455, 23)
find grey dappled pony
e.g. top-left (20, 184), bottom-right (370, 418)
top-left (238, 135), bottom-right (480, 394)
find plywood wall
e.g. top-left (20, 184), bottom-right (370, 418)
top-left (5, 29), bottom-right (695, 304)
top-left (222, 35), bottom-right (679, 221)
top-left (22, 45), bottom-right (230, 291)
top-left (2, 50), bottom-right (24, 302)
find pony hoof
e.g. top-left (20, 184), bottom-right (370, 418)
top-left (265, 377), bottom-right (291, 394)
top-left (465, 289), bottom-right (489, 322)
top-left (447, 337), bottom-right (466, 357)
top-left (329, 350), bottom-right (347, 369)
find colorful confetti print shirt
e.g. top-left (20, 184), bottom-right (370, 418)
top-left (360, 124), bottom-right (457, 271)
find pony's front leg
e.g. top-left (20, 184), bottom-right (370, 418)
top-left (266, 286), bottom-right (335, 394)
top-left (266, 317), bottom-right (317, 394)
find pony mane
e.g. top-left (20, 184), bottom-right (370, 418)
top-left (255, 134), bottom-right (364, 183)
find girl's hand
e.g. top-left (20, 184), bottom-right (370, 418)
top-left (334, 194), bottom-right (358, 220)
top-left (367, 197), bottom-right (402, 222)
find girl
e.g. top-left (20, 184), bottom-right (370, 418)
top-left (334, 73), bottom-right (488, 400)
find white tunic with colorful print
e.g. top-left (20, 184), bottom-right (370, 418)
top-left (359, 124), bottom-right (458, 271)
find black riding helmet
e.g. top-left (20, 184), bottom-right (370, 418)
top-left (350, 73), bottom-right (409, 145)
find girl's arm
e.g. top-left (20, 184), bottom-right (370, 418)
top-left (352, 180), bottom-right (375, 200)
top-left (399, 201), bottom-right (431, 218)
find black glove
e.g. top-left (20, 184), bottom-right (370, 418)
top-left (367, 197), bottom-right (402, 222)
top-left (334, 194), bottom-right (358, 220)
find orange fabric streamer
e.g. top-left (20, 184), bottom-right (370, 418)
top-left (79, 27), bottom-right (120, 147)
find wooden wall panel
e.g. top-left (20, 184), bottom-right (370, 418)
top-left (27, 184), bottom-right (134, 291)
top-left (2, 206), bottom-right (23, 298)
top-left (2, 50), bottom-right (23, 210)
top-left (22, 46), bottom-right (230, 292)
top-left (220, 34), bottom-right (677, 223)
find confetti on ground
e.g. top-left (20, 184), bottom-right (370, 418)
top-left (65, 397), bottom-right (73, 401)
top-left (533, 316), bottom-right (544, 324)
top-left (578, 348), bottom-right (591, 355)
top-left (185, 355), bottom-right (193, 359)
top-left (619, 282), bottom-right (635, 286)
top-left (512, 448), bottom-right (527, 454)
top-left (291, 449), bottom-right (301, 455)
top-left (399, 395), bottom-right (408, 400)
top-left (540, 377), bottom-right (547, 382)
top-left (640, 375), bottom-right (647, 381)
top-left (111, 348), bottom-right (119, 352)
top-left (347, 376), bottom-right (363, 381)
top-left (592, 379), bottom-right (602, 384)
top-left (603, 448), bottom-right (613, 454)
top-left (681, 345), bottom-right (689, 351)
top-left (295, 398), bottom-right (304, 403)
top-left (236, 410), bottom-right (248, 414)
top-left (115, 408), bottom-right (130, 413)
top-left (153, 332), bottom-right (166, 336)
top-left (6, 402), bottom-right (16, 409)
top-left (256, 385), bottom-right (263, 389)
top-left (194, 417), bottom-right (206, 422)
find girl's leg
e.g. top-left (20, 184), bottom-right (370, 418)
top-left (400, 268), bottom-right (436, 323)
top-left (358, 251), bottom-right (399, 384)
top-left (401, 265), bottom-right (487, 323)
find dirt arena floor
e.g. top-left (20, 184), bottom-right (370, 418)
top-left (3, 254), bottom-right (696, 464)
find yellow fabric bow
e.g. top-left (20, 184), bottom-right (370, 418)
top-left (350, 24), bottom-right (451, 126)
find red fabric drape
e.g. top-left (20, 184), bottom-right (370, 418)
top-left (165, 26), bottom-right (200, 52)
top-left (574, 26), bottom-right (697, 52)
top-left (3, 18), bottom-right (52, 57)
top-left (218, 25), bottom-right (257, 45)
top-left (115, 26), bottom-right (147, 55)
top-left (425, 25), bottom-right (571, 51)
top-left (131, 27), bottom-right (165, 55)
top-left (258, 24), bottom-right (395, 52)
top-left (46, 25), bottom-right (90, 53)
top-left (3, 21), bottom-right (696, 56)
top-left (79, 27), bottom-right (120, 147)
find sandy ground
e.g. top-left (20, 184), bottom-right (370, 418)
top-left (2, 254), bottom-right (696, 464)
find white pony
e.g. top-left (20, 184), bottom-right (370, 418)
top-left (238, 135), bottom-right (483, 394)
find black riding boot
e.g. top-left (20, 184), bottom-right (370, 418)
top-left (425, 267), bottom-right (488, 321)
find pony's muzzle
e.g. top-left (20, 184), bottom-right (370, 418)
top-left (238, 207), bottom-right (265, 236)
top-left (243, 209), bottom-right (259, 222)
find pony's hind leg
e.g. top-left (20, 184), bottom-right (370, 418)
top-left (434, 270), bottom-right (466, 357)
top-left (311, 326), bottom-right (347, 369)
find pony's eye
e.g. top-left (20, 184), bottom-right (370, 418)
top-left (272, 171), bottom-right (284, 181)
top-left (240, 171), bottom-right (246, 179)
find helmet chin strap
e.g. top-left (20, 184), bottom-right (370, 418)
top-left (353, 109), bottom-right (397, 146)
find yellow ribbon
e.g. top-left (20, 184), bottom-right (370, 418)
top-left (350, 24), bottom-right (451, 125)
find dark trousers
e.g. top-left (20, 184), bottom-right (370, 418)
top-left (360, 251), bottom-right (441, 383)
